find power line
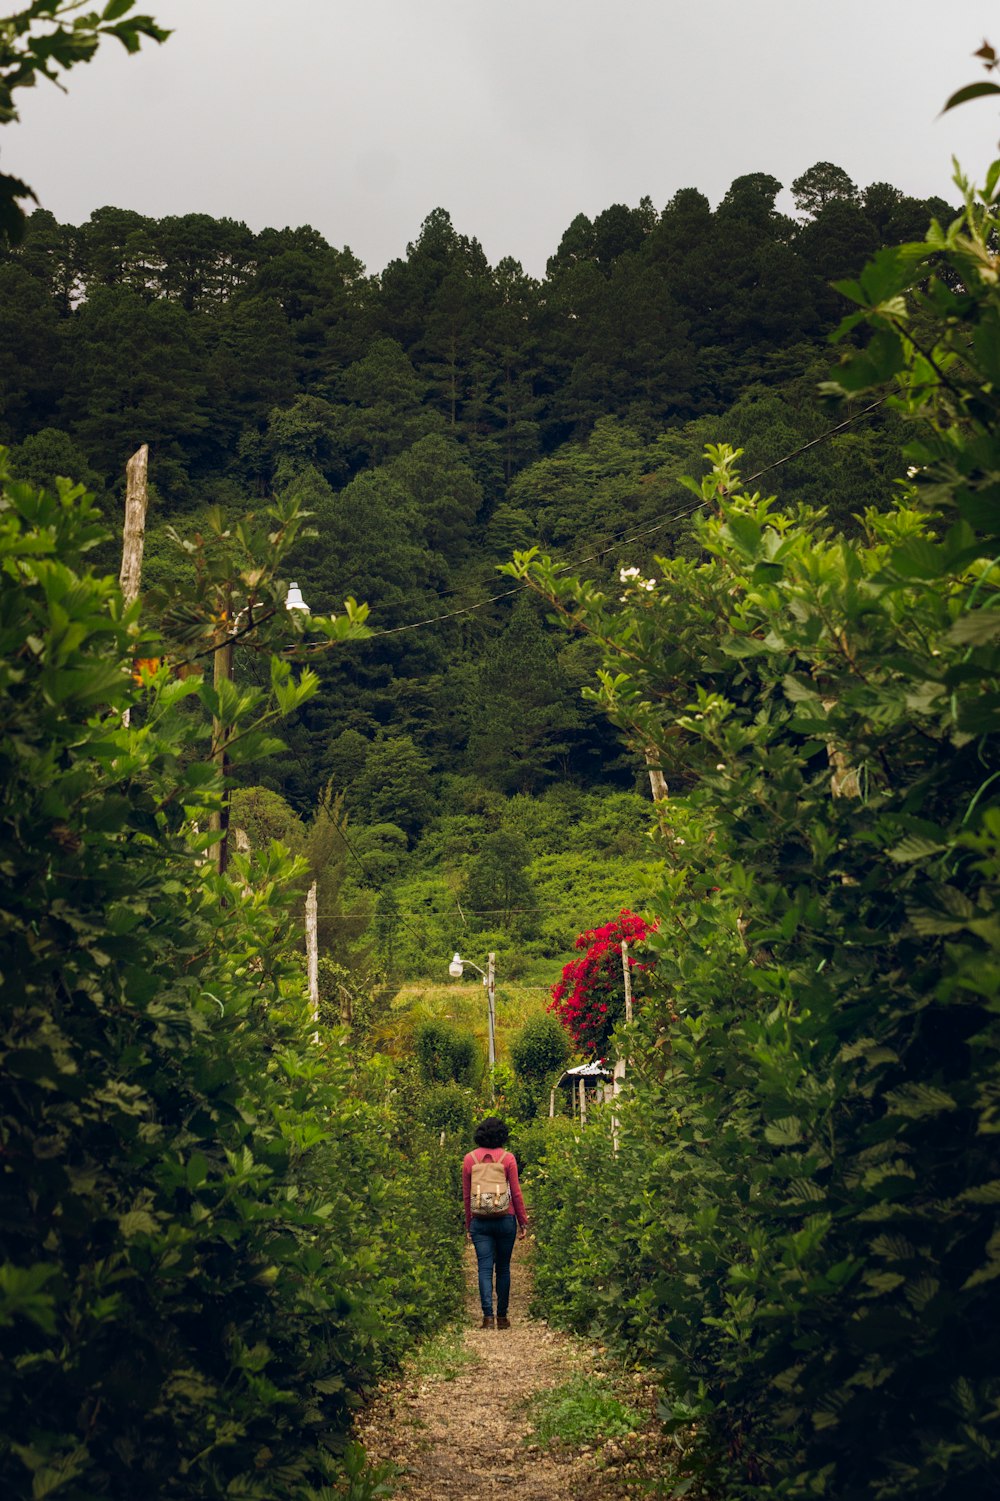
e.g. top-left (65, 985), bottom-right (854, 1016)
top-left (244, 394), bottom-right (891, 963)
top-left (237, 653), bottom-right (434, 951)
top-left (315, 903), bottom-right (652, 919)
top-left (327, 395), bottom-right (890, 645)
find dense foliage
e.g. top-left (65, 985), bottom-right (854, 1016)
top-left (517, 164), bottom-right (1000, 1499)
top-left (0, 464), bottom-right (461, 1499)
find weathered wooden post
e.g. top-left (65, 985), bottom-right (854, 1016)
top-left (612, 939), bottom-right (633, 1151)
top-left (578, 1076), bottom-right (587, 1127)
top-left (119, 444), bottom-right (148, 728)
top-left (822, 699), bottom-right (861, 798)
top-left (306, 879), bottom-right (319, 1042)
top-left (486, 952), bottom-right (497, 1070)
top-left (120, 444), bottom-right (148, 606)
top-left (644, 746), bottom-right (668, 803)
top-left (210, 591), bottom-right (234, 877)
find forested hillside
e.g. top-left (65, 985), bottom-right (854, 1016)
top-left (0, 169), bottom-right (949, 979)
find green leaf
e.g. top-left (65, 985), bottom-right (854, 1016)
top-left (887, 833), bottom-right (946, 863)
top-left (117, 1209), bottom-right (158, 1238)
top-left (942, 80), bottom-right (1000, 113)
top-left (946, 608), bottom-right (1000, 646)
top-left (764, 1117), bottom-right (803, 1146)
top-left (723, 512), bottom-right (762, 556)
top-left (884, 1083), bottom-right (957, 1119)
top-left (0, 1264), bottom-right (59, 1333)
top-left (959, 1180), bottom-right (1000, 1204)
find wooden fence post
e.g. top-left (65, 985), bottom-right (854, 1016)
top-left (119, 445), bottom-right (148, 729)
top-left (612, 939), bottom-right (633, 1152)
top-left (209, 586), bottom-right (234, 876)
top-left (306, 879), bottom-right (319, 1042)
top-left (644, 746), bottom-right (668, 803)
top-left (119, 444), bottom-right (148, 607)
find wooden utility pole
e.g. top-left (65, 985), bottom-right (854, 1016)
top-left (612, 939), bottom-right (633, 1152)
top-left (210, 608), bottom-right (234, 876)
top-left (487, 952), bottom-right (497, 1071)
top-left (644, 746), bottom-right (668, 803)
top-left (119, 445), bottom-right (148, 606)
top-left (822, 700), bottom-right (861, 798)
top-left (306, 880), bottom-right (319, 1042)
top-left (120, 445), bottom-right (148, 729)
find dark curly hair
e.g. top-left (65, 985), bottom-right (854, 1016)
top-left (473, 1116), bottom-right (509, 1148)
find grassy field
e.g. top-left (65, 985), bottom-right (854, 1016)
top-left (372, 979), bottom-right (555, 1063)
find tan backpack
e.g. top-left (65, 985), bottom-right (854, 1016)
top-left (469, 1149), bottom-right (511, 1217)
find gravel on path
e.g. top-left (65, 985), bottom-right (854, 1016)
top-left (359, 1237), bottom-right (664, 1500)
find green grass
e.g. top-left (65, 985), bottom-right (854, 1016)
top-left (522, 1373), bottom-right (644, 1446)
top-left (373, 980), bottom-right (552, 1062)
top-left (406, 1322), bottom-right (476, 1382)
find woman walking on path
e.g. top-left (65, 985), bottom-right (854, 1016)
top-left (463, 1117), bottom-right (528, 1330)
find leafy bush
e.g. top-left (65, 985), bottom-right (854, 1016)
top-left (419, 1083), bottom-right (474, 1138)
top-left (0, 464), bottom-right (461, 1500)
top-left (509, 1118), bottom-right (557, 1175)
top-left (413, 1020), bottom-right (479, 1084)
top-left (510, 1013), bottom-right (572, 1081)
top-left (516, 165), bottom-right (1000, 1500)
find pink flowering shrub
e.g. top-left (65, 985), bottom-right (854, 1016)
top-left (549, 909), bottom-right (655, 1058)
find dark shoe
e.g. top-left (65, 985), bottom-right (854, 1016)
top-left (480, 1315), bottom-right (494, 1329)
top-left (496, 1315), bottom-right (510, 1329)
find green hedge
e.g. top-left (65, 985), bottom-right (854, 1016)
top-left (522, 168), bottom-right (1000, 1500)
top-left (0, 464), bottom-right (462, 1500)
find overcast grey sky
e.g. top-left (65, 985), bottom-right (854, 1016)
top-left (10, 0), bottom-right (1000, 275)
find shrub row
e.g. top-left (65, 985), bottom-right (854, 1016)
top-left (522, 168), bottom-right (1000, 1499)
top-left (0, 466), bottom-right (462, 1500)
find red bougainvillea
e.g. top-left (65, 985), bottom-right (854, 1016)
top-left (549, 909), bottom-right (656, 1059)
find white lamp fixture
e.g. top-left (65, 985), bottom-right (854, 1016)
top-left (285, 581), bottom-right (309, 613)
top-left (448, 953), bottom-right (464, 979)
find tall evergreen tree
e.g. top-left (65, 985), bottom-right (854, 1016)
top-left (467, 597), bottom-right (582, 794)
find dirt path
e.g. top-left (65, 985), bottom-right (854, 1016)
top-left (359, 1239), bottom-right (666, 1499)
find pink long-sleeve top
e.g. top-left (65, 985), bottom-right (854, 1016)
top-left (463, 1147), bottom-right (528, 1231)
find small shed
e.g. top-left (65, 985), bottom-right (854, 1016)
top-left (551, 1061), bottom-right (613, 1123)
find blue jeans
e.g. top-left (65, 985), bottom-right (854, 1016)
top-left (470, 1214), bottom-right (518, 1316)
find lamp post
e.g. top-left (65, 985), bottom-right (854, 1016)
top-left (448, 950), bottom-right (497, 1087)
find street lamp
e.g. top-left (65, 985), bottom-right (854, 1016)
top-left (448, 951), bottom-right (497, 1079)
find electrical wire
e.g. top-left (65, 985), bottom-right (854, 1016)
top-left (237, 652), bottom-right (434, 950)
top-left (333, 395), bottom-right (890, 643)
top-left (237, 392), bottom-right (891, 962)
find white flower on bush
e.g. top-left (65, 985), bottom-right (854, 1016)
top-left (619, 566), bottom-right (656, 593)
